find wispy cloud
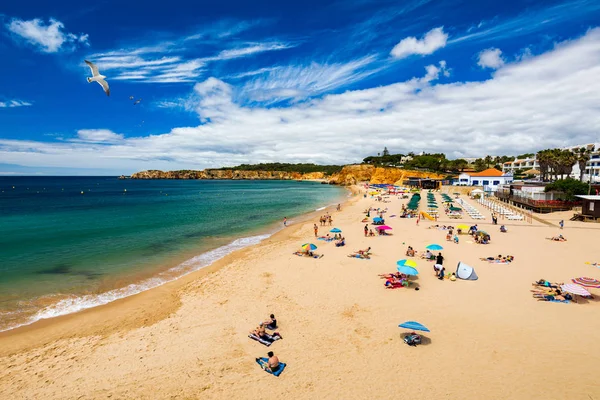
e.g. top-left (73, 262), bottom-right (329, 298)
top-left (73, 129), bottom-right (124, 143)
top-left (5, 17), bottom-right (89, 53)
top-left (477, 48), bottom-right (504, 69)
top-left (236, 55), bottom-right (380, 104)
top-left (390, 27), bottom-right (448, 59)
top-left (214, 42), bottom-right (295, 60)
top-left (0, 99), bottom-right (32, 108)
top-left (450, 0), bottom-right (600, 44)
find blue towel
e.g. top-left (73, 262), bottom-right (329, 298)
top-left (549, 299), bottom-right (570, 303)
top-left (256, 358), bottom-right (286, 376)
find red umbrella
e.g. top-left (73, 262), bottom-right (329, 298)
top-left (376, 225), bottom-right (392, 230)
top-left (571, 277), bottom-right (600, 288)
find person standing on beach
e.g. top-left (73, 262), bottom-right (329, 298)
top-left (559, 220), bottom-right (564, 229)
top-left (436, 252), bottom-right (444, 265)
top-left (364, 224), bottom-right (369, 237)
top-left (283, 217), bottom-right (287, 227)
top-left (314, 224), bottom-right (318, 237)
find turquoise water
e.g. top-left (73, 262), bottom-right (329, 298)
top-left (0, 177), bottom-right (345, 331)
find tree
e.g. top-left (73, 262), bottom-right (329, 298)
top-left (382, 147), bottom-right (390, 156)
top-left (544, 178), bottom-right (589, 200)
top-left (473, 158), bottom-right (486, 172)
top-left (452, 159), bottom-right (468, 172)
top-left (574, 147), bottom-right (592, 182)
top-left (484, 155), bottom-right (493, 168)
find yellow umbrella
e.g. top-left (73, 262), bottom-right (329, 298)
top-left (457, 224), bottom-right (469, 230)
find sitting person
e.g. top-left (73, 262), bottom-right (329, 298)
top-left (335, 237), bottom-right (346, 247)
top-left (446, 231), bottom-right (452, 241)
top-left (264, 314), bottom-right (277, 330)
top-left (449, 272), bottom-right (456, 281)
top-left (406, 246), bottom-right (415, 257)
top-left (358, 247), bottom-right (372, 255)
top-left (265, 351), bottom-right (280, 373)
top-left (453, 234), bottom-right (459, 244)
top-left (369, 229), bottom-right (375, 237)
top-left (421, 250), bottom-right (434, 260)
top-left (500, 225), bottom-right (507, 233)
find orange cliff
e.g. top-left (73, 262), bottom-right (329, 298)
top-left (327, 165), bottom-right (445, 185)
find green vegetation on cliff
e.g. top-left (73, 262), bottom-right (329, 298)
top-left (218, 163), bottom-right (343, 175)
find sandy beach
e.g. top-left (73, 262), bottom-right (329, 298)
top-left (1, 187), bottom-right (600, 399)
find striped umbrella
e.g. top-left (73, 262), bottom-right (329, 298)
top-left (561, 284), bottom-right (591, 296)
top-left (571, 277), bottom-right (600, 288)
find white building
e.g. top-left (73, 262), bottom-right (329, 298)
top-left (502, 143), bottom-right (600, 182)
top-left (454, 168), bottom-right (513, 192)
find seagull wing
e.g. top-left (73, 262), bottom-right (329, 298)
top-left (96, 79), bottom-right (110, 96)
top-left (85, 60), bottom-right (100, 77)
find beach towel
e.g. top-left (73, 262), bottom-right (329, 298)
top-left (256, 357), bottom-right (286, 376)
top-left (317, 237), bottom-right (334, 242)
top-left (248, 333), bottom-right (282, 347)
top-left (547, 299), bottom-right (570, 304)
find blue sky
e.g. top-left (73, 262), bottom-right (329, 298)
top-left (1, 0), bottom-right (600, 175)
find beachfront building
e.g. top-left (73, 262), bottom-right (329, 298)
top-left (495, 182), bottom-right (581, 213)
top-left (454, 168), bottom-right (513, 192)
top-left (575, 195), bottom-right (600, 221)
top-left (502, 143), bottom-right (600, 182)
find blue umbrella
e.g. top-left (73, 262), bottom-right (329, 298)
top-left (396, 265), bottom-right (419, 276)
top-left (398, 321), bottom-right (430, 332)
top-left (426, 244), bottom-right (444, 251)
top-left (330, 228), bottom-right (342, 233)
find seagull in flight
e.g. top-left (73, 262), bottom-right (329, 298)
top-left (84, 60), bottom-right (110, 96)
top-left (134, 98), bottom-right (142, 105)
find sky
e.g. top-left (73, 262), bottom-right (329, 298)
top-left (1, 0), bottom-right (600, 175)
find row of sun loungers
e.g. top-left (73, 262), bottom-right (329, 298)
top-left (455, 198), bottom-right (485, 220)
top-left (477, 198), bottom-right (524, 220)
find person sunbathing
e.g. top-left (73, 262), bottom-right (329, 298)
top-left (369, 229), bottom-right (375, 237)
top-left (348, 252), bottom-right (370, 259)
top-left (250, 322), bottom-right (267, 338)
top-left (405, 246), bottom-right (415, 257)
top-left (532, 279), bottom-right (563, 289)
top-left (356, 247), bottom-right (371, 255)
top-left (549, 235), bottom-right (567, 241)
top-left (335, 238), bottom-right (346, 247)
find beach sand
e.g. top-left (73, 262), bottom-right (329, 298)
top-left (1, 187), bottom-right (600, 399)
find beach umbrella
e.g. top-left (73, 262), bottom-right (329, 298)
top-left (397, 259), bottom-right (417, 268)
top-left (330, 228), bottom-right (342, 233)
top-left (373, 217), bottom-right (383, 222)
top-left (426, 244), bottom-right (443, 251)
top-left (398, 321), bottom-right (430, 332)
top-left (457, 224), bottom-right (469, 230)
top-left (428, 205), bottom-right (438, 209)
top-left (560, 284), bottom-right (591, 297)
top-left (301, 243), bottom-right (317, 251)
top-left (376, 225), bottom-right (392, 230)
top-left (571, 277), bottom-right (600, 288)
top-left (449, 206), bottom-right (462, 211)
top-left (396, 265), bottom-right (419, 275)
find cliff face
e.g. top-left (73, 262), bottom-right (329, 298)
top-left (328, 165), bottom-right (445, 185)
top-left (130, 169), bottom-right (326, 180)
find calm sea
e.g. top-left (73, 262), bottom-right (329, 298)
top-left (0, 177), bottom-right (345, 332)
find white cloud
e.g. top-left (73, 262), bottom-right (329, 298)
top-left (390, 27), bottom-right (448, 59)
top-left (2, 28), bottom-right (600, 173)
top-left (0, 100), bottom-right (32, 108)
top-left (6, 17), bottom-right (89, 53)
top-left (75, 129), bottom-right (124, 143)
top-left (477, 48), bottom-right (505, 69)
top-left (215, 42), bottom-right (294, 60)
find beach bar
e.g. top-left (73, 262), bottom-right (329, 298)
top-left (575, 195), bottom-right (600, 221)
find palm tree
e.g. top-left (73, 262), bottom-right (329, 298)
top-left (537, 149), bottom-right (551, 181)
top-left (484, 155), bottom-right (493, 168)
top-left (574, 147), bottom-right (592, 181)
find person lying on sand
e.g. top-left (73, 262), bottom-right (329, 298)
top-left (250, 323), bottom-right (267, 338)
top-left (547, 235), bottom-right (567, 241)
top-left (532, 279), bottom-right (563, 289)
top-left (358, 247), bottom-right (372, 255)
top-left (293, 251), bottom-right (323, 258)
top-left (533, 293), bottom-right (568, 301)
top-left (348, 252), bottom-right (370, 259)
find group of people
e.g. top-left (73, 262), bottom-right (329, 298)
top-left (249, 315), bottom-right (284, 373)
top-left (318, 214), bottom-right (333, 226)
top-left (480, 254), bottom-right (514, 263)
top-left (380, 271), bottom-right (410, 288)
top-left (531, 281), bottom-right (572, 302)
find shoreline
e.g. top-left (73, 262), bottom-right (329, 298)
top-left (0, 186), bottom-right (355, 350)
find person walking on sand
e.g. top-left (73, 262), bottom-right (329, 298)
top-left (314, 224), bottom-right (318, 237)
top-left (416, 215), bottom-right (420, 226)
top-left (559, 220), bottom-right (564, 229)
top-left (364, 224), bottom-right (369, 237)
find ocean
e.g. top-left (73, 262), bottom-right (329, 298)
top-left (0, 177), bottom-right (346, 332)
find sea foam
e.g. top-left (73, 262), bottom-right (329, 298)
top-left (1, 233), bottom-right (271, 332)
